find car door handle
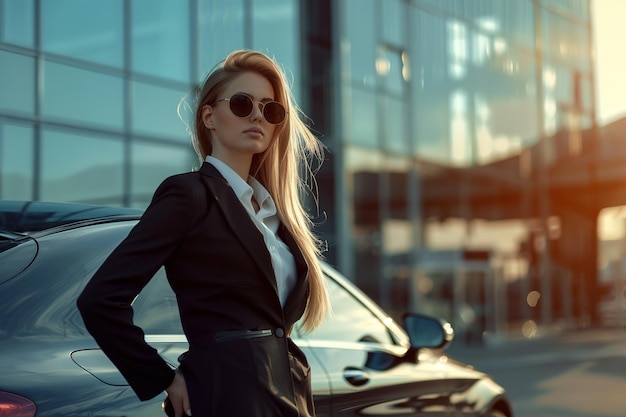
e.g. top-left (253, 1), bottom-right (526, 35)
top-left (343, 366), bottom-right (370, 386)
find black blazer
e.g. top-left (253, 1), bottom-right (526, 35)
top-left (77, 162), bottom-right (314, 417)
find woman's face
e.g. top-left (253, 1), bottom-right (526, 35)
top-left (202, 71), bottom-right (278, 167)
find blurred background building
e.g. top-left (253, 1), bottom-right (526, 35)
top-left (1, 0), bottom-right (624, 339)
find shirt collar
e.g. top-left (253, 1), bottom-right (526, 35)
top-left (205, 156), bottom-right (275, 216)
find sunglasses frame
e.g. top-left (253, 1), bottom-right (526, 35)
top-left (211, 93), bottom-right (286, 125)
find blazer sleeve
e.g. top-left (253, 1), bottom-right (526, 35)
top-left (77, 174), bottom-right (200, 401)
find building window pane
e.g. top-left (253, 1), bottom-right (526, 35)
top-left (348, 146), bottom-right (383, 303)
top-left (197, 0), bottom-right (245, 74)
top-left (346, 87), bottom-right (378, 148)
top-left (41, 0), bottom-right (123, 68)
top-left (384, 97), bottom-right (407, 154)
top-left (413, 88), bottom-right (450, 163)
top-left (501, 0), bottom-right (535, 48)
top-left (382, 0), bottom-right (404, 46)
top-left (131, 81), bottom-right (189, 140)
top-left (344, 0), bottom-right (376, 87)
top-left (252, 0), bottom-right (300, 96)
top-left (470, 46), bottom-right (538, 163)
top-left (130, 141), bottom-right (195, 208)
top-left (380, 48), bottom-right (407, 96)
top-left (1, 123), bottom-right (34, 200)
top-left (132, 0), bottom-right (190, 82)
top-left (198, 0), bottom-right (245, 79)
top-left (0, 51), bottom-right (35, 115)
top-left (449, 89), bottom-right (471, 165)
top-left (1, 0), bottom-right (34, 47)
top-left (542, 8), bottom-right (589, 69)
top-left (41, 129), bottom-right (124, 204)
top-left (42, 61), bottom-right (124, 129)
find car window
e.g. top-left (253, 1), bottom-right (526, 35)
top-left (0, 236), bottom-right (37, 284)
top-left (132, 268), bottom-right (183, 334)
top-left (131, 269), bottom-right (397, 346)
top-left (300, 277), bottom-right (394, 345)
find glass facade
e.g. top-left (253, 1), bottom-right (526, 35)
top-left (0, 0), bottom-right (300, 207)
top-left (0, 0), bottom-right (598, 331)
top-left (41, 0), bottom-right (125, 68)
top-left (333, 0), bottom-right (595, 326)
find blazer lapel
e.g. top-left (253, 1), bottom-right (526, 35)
top-left (198, 162), bottom-right (277, 291)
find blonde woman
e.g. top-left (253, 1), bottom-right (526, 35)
top-left (78, 50), bottom-right (330, 417)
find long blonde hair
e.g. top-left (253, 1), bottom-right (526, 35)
top-left (191, 50), bottom-right (329, 331)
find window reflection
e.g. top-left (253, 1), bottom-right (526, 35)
top-left (384, 96), bottom-right (407, 154)
top-left (447, 20), bottom-right (467, 80)
top-left (381, 49), bottom-right (407, 95)
top-left (252, 0), bottom-right (299, 97)
top-left (130, 142), bottom-right (195, 208)
top-left (408, 4), bottom-right (542, 165)
top-left (348, 147), bottom-right (383, 311)
top-left (0, 123), bottom-right (34, 200)
top-left (346, 88), bottom-right (378, 147)
top-left (381, 0), bottom-right (403, 46)
top-left (412, 87), bottom-right (450, 162)
top-left (43, 61), bottom-right (124, 129)
top-left (1, 0), bottom-right (34, 47)
top-left (132, 0), bottom-right (190, 82)
top-left (198, 0), bottom-right (245, 78)
top-left (133, 268), bottom-right (182, 334)
top-left (132, 81), bottom-right (190, 139)
top-left (41, 129), bottom-right (124, 204)
top-left (305, 277), bottom-right (393, 345)
top-left (450, 90), bottom-right (470, 165)
top-left (41, 0), bottom-right (123, 67)
top-left (344, 0), bottom-right (376, 87)
top-left (410, 8), bottom-right (450, 162)
top-left (0, 51), bottom-right (35, 115)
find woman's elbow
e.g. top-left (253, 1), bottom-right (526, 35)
top-left (76, 285), bottom-right (100, 319)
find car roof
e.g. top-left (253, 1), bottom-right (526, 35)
top-left (0, 200), bottom-right (143, 234)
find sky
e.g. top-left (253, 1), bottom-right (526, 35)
top-left (593, 0), bottom-right (626, 124)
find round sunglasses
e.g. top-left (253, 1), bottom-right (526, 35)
top-left (211, 93), bottom-right (286, 124)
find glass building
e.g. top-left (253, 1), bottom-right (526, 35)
top-left (0, 0), bottom-right (304, 207)
top-left (0, 1), bottom-right (597, 333)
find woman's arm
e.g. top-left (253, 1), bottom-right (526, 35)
top-left (77, 175), bottom-right (198, 400)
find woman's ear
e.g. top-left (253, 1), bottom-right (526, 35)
top-left (201, 105), bottom-right (214, 129)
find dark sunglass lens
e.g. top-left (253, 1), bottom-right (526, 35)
top-left (229, 94), bottom-right (253, 117)
top-left (264, 102), bottom-right (285, 124)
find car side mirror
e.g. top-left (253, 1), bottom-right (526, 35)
top-left (403, 313), bottom-right (454, 350)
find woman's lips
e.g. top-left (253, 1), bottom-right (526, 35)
top-left (245, 128), bottom-right (263, 138)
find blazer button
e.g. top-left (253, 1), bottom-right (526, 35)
top-left (275, 328), bottom-right (285, 338)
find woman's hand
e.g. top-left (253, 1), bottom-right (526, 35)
top-left (165, 369), bottom-right (191, 416)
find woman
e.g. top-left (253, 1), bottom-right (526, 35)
top-left (77, 50), bottom-right (330, 417)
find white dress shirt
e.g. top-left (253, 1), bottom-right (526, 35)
top-left (205, 156), bottom-right (297, 306)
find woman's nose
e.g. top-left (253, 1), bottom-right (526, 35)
top-left (250, 102), bottom-right (264, 121)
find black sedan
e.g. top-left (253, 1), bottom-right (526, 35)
top-left (0, 201), bottom-right (512, 417)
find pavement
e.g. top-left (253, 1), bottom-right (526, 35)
top-left (443, 323), bottom-right (626, 369)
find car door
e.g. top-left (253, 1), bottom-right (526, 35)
top-left (294, 270), bottom-right (454, 416)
